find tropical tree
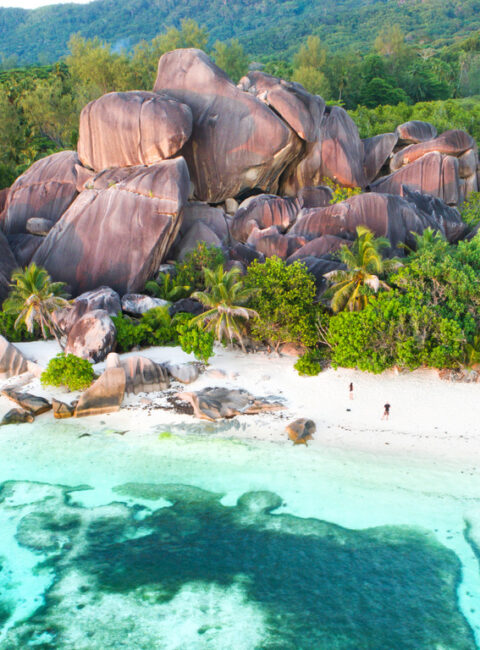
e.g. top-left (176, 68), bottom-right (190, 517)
top-left (404, 227), bottom-right (449, 258)
top-left (326, 226), bottom-right (397, 313)
top-left (3, 263), bottom-right (70, 345)
top-left (190, 265), bottom-right (257, 351)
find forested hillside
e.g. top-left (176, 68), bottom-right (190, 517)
top-left (0, 0), bottom-right (480, 66)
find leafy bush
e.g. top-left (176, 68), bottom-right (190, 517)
top-left (322, 177), bottom-right (362, 204)
top-left (112, 307), bottom-right (176, 352)
top-left (294, 350), bottom-right (322, 376)
top-left (460, 191), bottom-right (480, 230)
top-left (0, 310), bottom-right (41, 342)
top-left (112, 313), bottom-right (147, 352)
top-left (41, 353), bottom-right (94, 391)
top-left (245, 257), bottom-right (318, 351)
top-left (327, 290), bottom-right (465, 373)
top-left (140, 306), bottom-right (176, 346)
top-left (145, 273), bottom-right (190, 302)
top-left (175, 242), bottom-right (225, 292)
top-left (175, 313), bottom-right (214, 364)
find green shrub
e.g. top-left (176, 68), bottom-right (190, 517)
top-left (112, 307), bottom-right (177, 352)
top-left (327, 291), bottom-right (465, 373)
top-left (41, 353), bottom-right (94, 391)
top-left (244, 257), bottom-right (318, 351)
top-left (175, 314), bottom-right (214, 363)
top-left (145, 273), bottom-right (190, 301)
top-left (0, 310), bottom-right (41, 342)
top-left (112, 313), bottom-right (147, 352)
top-left (175, 242), bottom-right (225, 292)
top-left (294, 350), bottom-right (322, 376)
top-left (322, 177), bottom-right (362, 204)
top-left (460, 191), bottom-right (480, 230)
top-left (140, 306), bottom-right (176, 346)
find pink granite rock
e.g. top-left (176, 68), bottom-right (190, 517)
top-left (319, 106), bottom-right (366, 189)
top-left (395, 120), bottom-right (437, 144)
top-left (231, 194), bottom-right (299, 242)
top-left (371, 152), bottom-right (460, 205)
top-left (65, 309), bottom-right (116, 363)
top-left (154, 49), bottom-right (301, 203)
top-left (238, 70), bottom-right (325, 142)
top-left (363, 133), bottom-right (398, 184)
top-left (2, 151), bottom-right (90, 236)
top-left (290, 192), bottom-right (429, 251)
top-left (390, 130), bottom-right (474, 171)
top-left (33, 158), bottom-right (189, 295)
top-left (286, 234), bottom-right (346, 263)
top-left (78, 91), bottom-right (193, 171)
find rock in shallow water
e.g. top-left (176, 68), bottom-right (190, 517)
top-left (0, 408), bottom-right (35, 425)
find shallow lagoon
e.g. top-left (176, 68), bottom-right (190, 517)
top-left (1, 419), bottom-right (479, 649)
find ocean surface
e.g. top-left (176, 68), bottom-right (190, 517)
top-left (0, 418), bottom-right (479, 649)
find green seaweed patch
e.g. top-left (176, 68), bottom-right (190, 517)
top-left (3, 481), bottom-right (477, 650)
top-left (158, 431), bottom-right (174, 440)
top-left (72, 486), bottom-right (475, 650)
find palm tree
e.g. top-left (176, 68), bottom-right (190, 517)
top-left (325, 226), bottom-right (398, 313)
top-left (190, 265), bottom-right (258, 352)
top-left (406, 227), bottom-right (448, 257)
top-left (3, 263), bottom-right (70, 346)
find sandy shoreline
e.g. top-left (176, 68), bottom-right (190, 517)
top-left (0, 339), bottom-right (479, 475)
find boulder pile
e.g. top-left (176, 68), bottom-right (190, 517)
top-left (0, 48), bottom-right (477, 298)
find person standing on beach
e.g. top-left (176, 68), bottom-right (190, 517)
top-left (382, 403), bottom-right (391, 420)
top-left (349, 382), bottom-right (354, 400)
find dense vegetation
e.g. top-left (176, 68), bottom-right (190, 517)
top-left (1, 0), bottom-right (480, 66)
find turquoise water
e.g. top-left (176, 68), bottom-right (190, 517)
top-left (1, 419), bottom-right (479, 649)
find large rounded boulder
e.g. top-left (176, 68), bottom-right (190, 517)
top-left (363, 133), bottom-right (398, 184)
top-left (371, 152), bottom-right (460, 205)
top-left (2, 151), bottom-right (92, 236)
top-left (78, 91), bottom-right (193, 171)
top-left (395, 120), bottom-right (437, 144)
top-left (33, 158), bottom-right (189, 296)
top-left (319, 106), bottom-right (366, 189)
top-left (65, 309), bottom-right (116, 363)
top-left (390, 130), bottom-right (475, 171)
top-left (290, 192), bottom-right (431, 252)
top-left (153, 49), bottom-right (302, 203)
top-left (238, 71), bottom-right (325, 143)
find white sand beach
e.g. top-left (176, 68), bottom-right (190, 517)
top-left (1, 339), bottom-right (479, 473)
top-left (1, 340), bottom-right (480, 648)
